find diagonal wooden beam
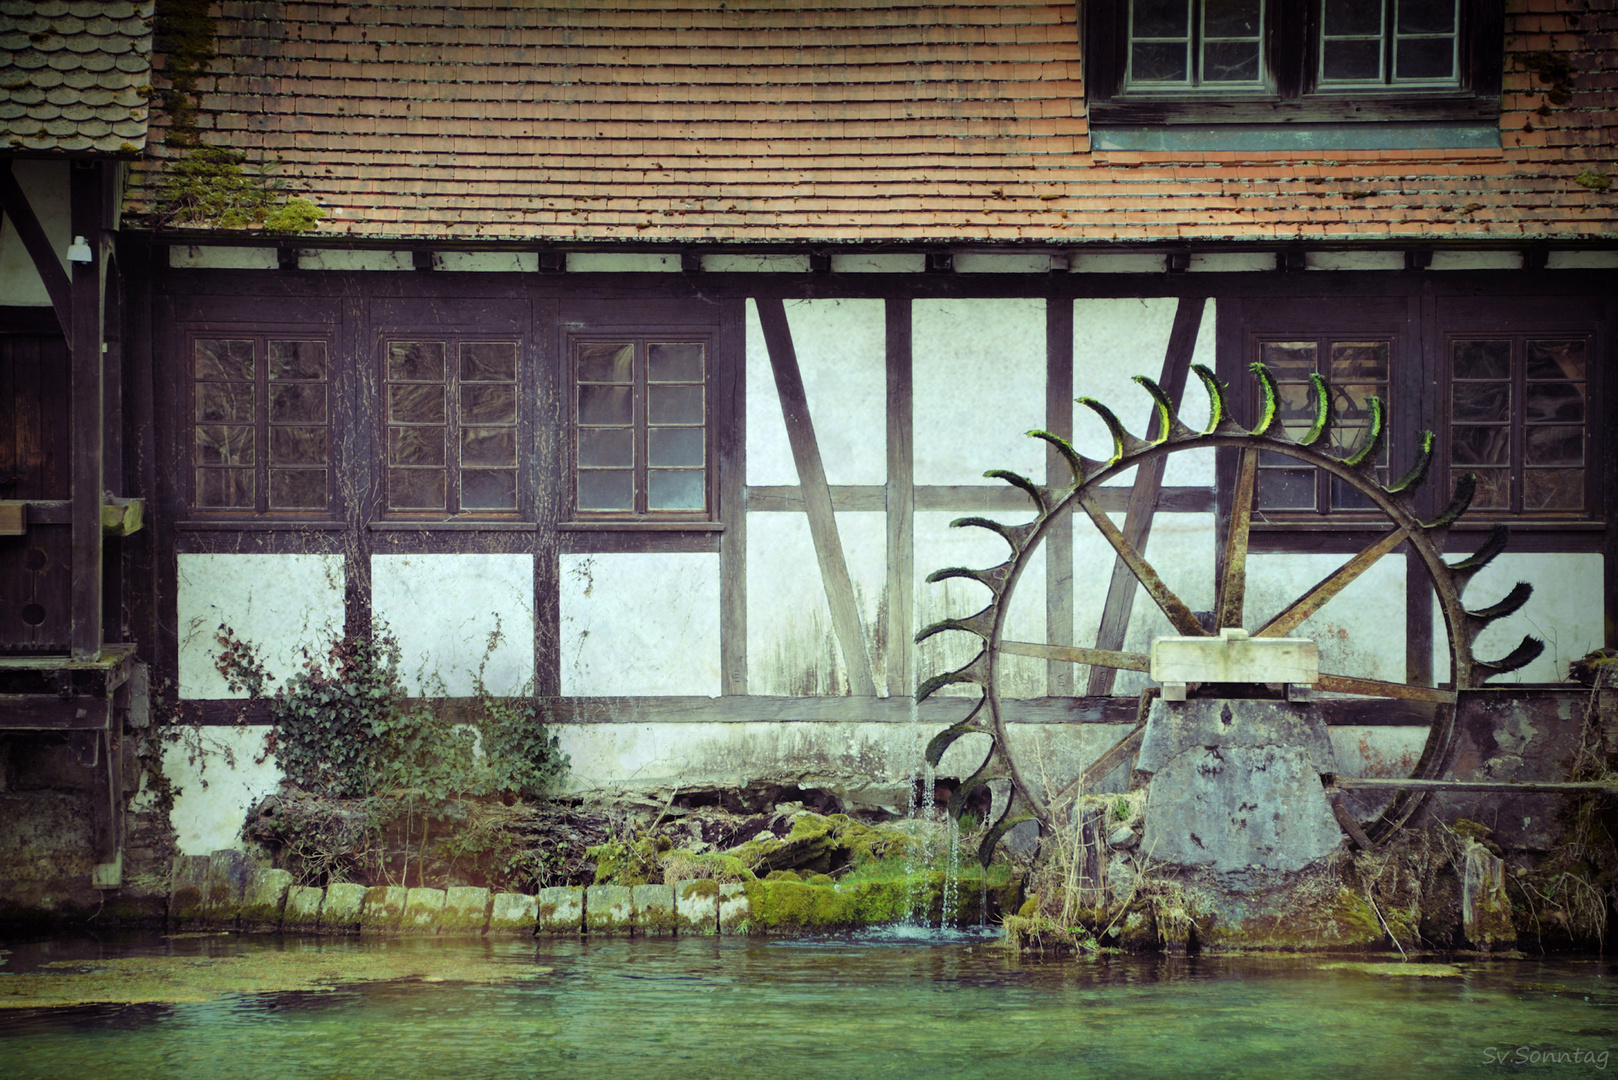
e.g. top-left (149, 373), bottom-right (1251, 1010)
top-left (755, 297), bottom-right (877, 697)
top-left (1086, 296), bottom-right (1208, 694)
top-left (0, 161), bottom-right (73, 338)
top-left (1078, 494), bottom-right (1209, 638)
top-left (1254, 528), bottom-right (1409, 639)
top-left (885, 299), bottom-right (914, 697)
top-left (999, 640), bottom-right (1150, 672)
top-left (1214, 446), bottom-right (1259, 630)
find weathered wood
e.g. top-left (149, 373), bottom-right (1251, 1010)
top-left (0, 695), bottom-right (114, 729)
top-left (1215, 446), bottom-right (1258, 629)
top-left (1332, 778), bottom-right (1618, 793)
top-left (0, 502), bottom-right (22, 535)
top-left (1313, 672), bottom-right (1458, 703)
top-left (1045, 297), bottom-right (1075, 695)
top-left (885, 298), bottom-right (914, 697)
top-left (1254, 528), bottom-right (1409, 639)
top-left (1406, 549), bottom-right (1435, 685)
top-left (1327, 791), bottom-right (1375, 849)
top-left (718, 299), bottom-right (748, 695)
top-left (999, 639), bottom-right (1151, 672)
top-left (1087, 296), bottom-right (1208, 694)
top-left (69, 164), bottom-right (105, 660)
top-left (755, 297), bottom-right (877, 697)
top-left (1077, 494), bottom-right (1209, 640)
top-left (744, 484), bottom-right (1215, 513)
top-left (0, 162), bottom-right (72, 334)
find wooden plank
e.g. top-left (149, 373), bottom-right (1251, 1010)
top-left (885, 298), bottom-right (914, 698)
top-left (754, 297), bottom-right (877, 697)
top-left (1406, 549), bottom-right (1435, 685)
top-left (1000, 639), bottom-right (1151, 672)
top-left (1332, 778), bottom-right (1618, 793)
top-left (1215, 446), bottom-right (1258, 630)
top-left (533, 298), bottom-right (563, 696)
top-left (1045, 297), bottom-right (1075, 695)
top-left (1087, 295), bottom-right (1208, 694)
top-left (743, 484), bottom-right (1215, 514)
top-left (718, 298), bottom-right (747, 694)
top-left (0, 162), bottom-right (72, 335)
top-left (1313, 672), bottom-right (1457, 703)
top-left (68, 164), bottom-right (104, 660)
top-left (1254, 528), bottom-right (1409, 639)
top-left (0, 694), bottom-right (113, 729)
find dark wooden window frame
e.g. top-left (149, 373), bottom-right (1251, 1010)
top-left (379, 334), bottom-right (526, 520)
top-left (563, 328), bottom-right (719, 529)
top-left (1220, 292), bottom-right (1604, 539)
top-left (1085, 0), bottom-right (1504, 125)
top-left (182, 325), bottom-right (337, 520)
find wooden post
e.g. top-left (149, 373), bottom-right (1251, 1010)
top-left (69, 163), bottom-right (106, 660)
top-left (885, 298), bottom-right (914, 697)
top-left (1046, 298), bottom-right (1075, 695)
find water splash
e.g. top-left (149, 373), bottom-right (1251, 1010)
top-left (941, 811), bottom-right (960, 928)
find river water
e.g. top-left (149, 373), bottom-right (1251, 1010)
top-left (2, 930), bottom-right (1615, 1079)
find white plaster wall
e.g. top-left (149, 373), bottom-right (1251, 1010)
top-left (1247, 552), bottom-right (1406, 682)
top-left (830, 253), bottom-right (925, 273)
top-left (437, 251), bottom-right (539, 272)
top-left (913, 298), bottom-right (1046, 485)
top-left (1306, 251), bottom-right (1405, 271)
top-left (953, 252), bottom-right (1059, 274)
top-left (1188, 252), bottom-right (1274, 273)
top-left (747, 511), bottom-right (887, 696)
top-left (1072, 297), bottom-right (1215, 487)
top-left (704, 254), bottom-right (810, 273)
top-left (1548, 251), bottom-right (1618, 270)
top-left (914, 509), bottom-right (1046, 698)
top-left (744, 298), bottom-right (886, 487)
top-left (1430, 251), bottom-right (1521, 271)
top-left (559, 552), bottom-right (721, 696)
top-left (297, 249), bottom-right (412, 271)
top-left (1071, 253), bottom-right (1164, 274)
top-left (176, 553), bottom-right (345, 699)
top-left (0, 160), bottom-right (69, 306)
top-left (371, 553), bottom-right (534, 696)
top-left (169, 245), bottom-right (279, 270)
top-left (1433, 552), bottom-right (1603, 685)
top-left (160, 726), bottom-right (282, 855)
top-left (566, 252), bottom-right (680, 272)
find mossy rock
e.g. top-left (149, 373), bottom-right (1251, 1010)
top-left (359, 885), bottom-right (406, 933)
top-left (675, 881), bottom-right (720, 935)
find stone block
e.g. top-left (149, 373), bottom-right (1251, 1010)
top-left (535, 886), bottom-right (585, 934)
top-left (283, 885), bottom-right (324, 931)
top-left (632, 884), bottom-right (677, 935)
top-left (441, 886), bottom-right (491, 933)
top-left (320, 882), bottom-right (367, 932)
top-left (674, 881), bottom-right (719, 935)
top-left (403, 887), bottom-right (446, 932)
top-left (167, 854), bottom-right (210, 926)
top-left (585, 884), bottom-right (633, 934)
top-left (239, 868), bottom-right (293, 931)
top-left (488, 892), bottom-right (539, 935)
top-left (360, 885), bottom-right (406, 933)
top-left (717, 882), bottom-right (750, 935)
top-left (1462, 841), bottom-right (1515, 950)
top-left (203, 849), bottom-right (254, 926)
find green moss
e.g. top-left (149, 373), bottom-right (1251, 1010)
top-left (807, 873), bottom-right (835, 886)
top-left (764, 870), bottom-right (803, 883)
top-left (660, 851), bottom-right (755, 884)
top-left (678, 879), bottom-right (720, 899)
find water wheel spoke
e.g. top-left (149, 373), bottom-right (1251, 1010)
top-left (1215, 446), bottom-right (1258, 630)
top-left (1077, 493), bottom-right (1208, 638)
top-left (1314, 672), bottom-right (1457, 703)
top-left (999, 640), bottom-right (1150, 672)
top-left (1253, 527), bottom-right (1410, 639)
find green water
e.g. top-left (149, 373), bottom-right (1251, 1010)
top-left (3, 930), bottom-right (1616, 1079)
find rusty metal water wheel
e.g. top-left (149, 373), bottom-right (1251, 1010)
top-left (917, 361), bottom-right (1545, 865)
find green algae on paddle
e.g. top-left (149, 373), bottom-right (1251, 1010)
top-left (1317, 961), bottom-right (1465, 977)
top-left (0, 943), bottom-right (551, 1010)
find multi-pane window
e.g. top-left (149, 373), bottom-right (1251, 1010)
top-left (1448, 338), bottom-right (1588, 513)
top-left (384, 339), bottom-right (519, 514)
top-left (1127, 0), bottom-right (1266, 89)
top-left (1319, 0), bottom-right (1459, 86)
top-left (192, 337), bottom-right (330, 512)
top-left (573, 339), bottom-right (708, 515)
top-left (1255, 338), bottom-right (1391, 512)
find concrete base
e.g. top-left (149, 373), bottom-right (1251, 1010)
top-left (1137, 698), bottom-right (1344, 891)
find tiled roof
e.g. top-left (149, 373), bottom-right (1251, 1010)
top-left (123, 0), bottom-right (1617, 244)
top-left (0, 0), bottom-right (154, 155)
